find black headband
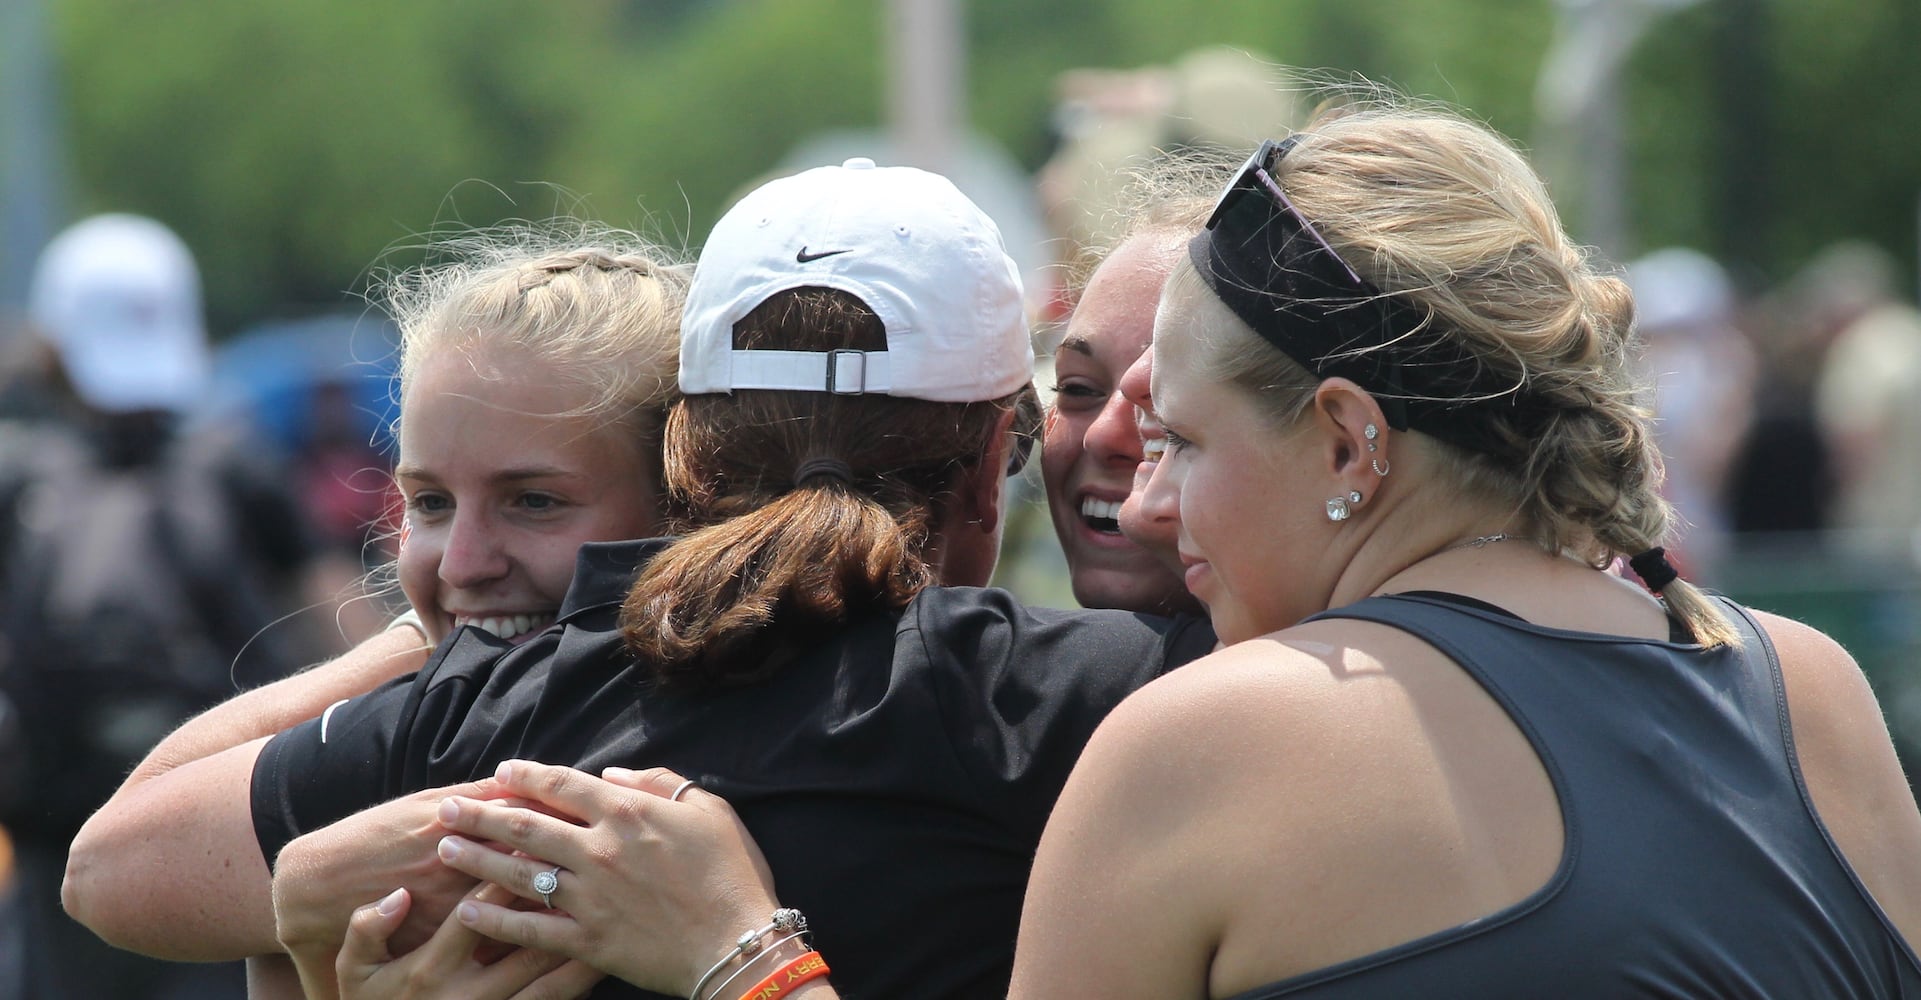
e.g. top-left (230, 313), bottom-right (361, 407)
top-left (1187, 138), bottom-right (1555, 457)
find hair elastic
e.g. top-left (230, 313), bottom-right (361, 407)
top-left (793, 457), bottom-right (854, 487)
top-left (1627, 547), bottom-right (1679, 592)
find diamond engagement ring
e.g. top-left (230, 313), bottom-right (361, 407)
top-left (532, 866), bottom-right (562, 908)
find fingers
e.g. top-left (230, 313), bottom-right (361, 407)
top-left (337, 888), bottom-right (409, 981)
top-left (600, 765), bottom-right (702, 804)
top-left (412, 880), bottom-right (504, 958)
top-left (463, 937), bottom-right (577, 1000)
top-left (489, 760), bottom-right (612, 820)
top-left (436, 836), bottom-right (566, 910)
top-left (437, 793), bottom-right (583, 870)
top-left (454, 891), bottom-right (582, 958)
top-left (337, 882), bottom-right (594, 1000)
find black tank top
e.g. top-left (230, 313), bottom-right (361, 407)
top-left (1228, 593), bottom-right (1921, 999)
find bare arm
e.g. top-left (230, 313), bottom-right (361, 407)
top-left (61, 626), bottom-right (429, 962)
top-left (64, 736), bottom-right (275, 959)
top-left (126, 624), bottom-right (428, 789)
top-left (1009, 671), bottom-right (1223, 1000)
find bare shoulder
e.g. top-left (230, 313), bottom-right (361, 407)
top-left (1105, 618), bottom-right (1416, 728)
top-left (1029, 616), bottom-right (1562, 994)
top-left (1017, 626), bottom-right (1420, 997)
top-left (1753, 608), bottom-right (1902, 758)
top-left (1752, 608), bottom-right (1921, 944)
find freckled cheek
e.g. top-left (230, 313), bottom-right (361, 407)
top-left (395, 534), bottom-right (443, 620)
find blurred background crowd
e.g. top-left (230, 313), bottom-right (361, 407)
top-left (1, 0), bottom-right (1919, 996)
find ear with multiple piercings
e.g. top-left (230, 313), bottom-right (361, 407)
top-left (1326, 423), bottom-right (1387, 522)
top-left (1366, 422), bottom-right (1389, 477)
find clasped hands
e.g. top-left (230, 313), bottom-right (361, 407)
top-left (271, 761), bottom-right (780, 1000)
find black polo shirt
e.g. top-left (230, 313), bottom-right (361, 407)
top-left (253, 538), bottom-right (1215, 999)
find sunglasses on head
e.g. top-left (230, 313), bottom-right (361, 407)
top-left (1206, 136), bottom-right (1363, 287)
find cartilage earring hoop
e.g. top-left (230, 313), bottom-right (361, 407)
top-left (1325, 495), bottom-right (1351, 522)
top-left (1372, 457), bottom-right (1391, 477)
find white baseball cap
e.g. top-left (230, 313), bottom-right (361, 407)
top-left (680, 157), bottom-right (1033, 402)
top-left (27, 214), bottom-right (212, 414)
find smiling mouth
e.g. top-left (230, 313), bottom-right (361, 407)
top-left (1079, 496), bottom-right (1124, 535)
top-left (454, 612), bottom-right (557, 642)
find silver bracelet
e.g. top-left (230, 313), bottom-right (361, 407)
top-left (690, 908), bottom-right (808, 1000)
top-left (703, 929), bottom-right (808, 1000)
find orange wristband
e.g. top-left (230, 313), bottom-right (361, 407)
top-left (734, 950), bottom-right (829, 1000)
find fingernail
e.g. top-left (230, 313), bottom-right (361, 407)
top-left (458, 902), bottom-right (479, 924)
top-left (439, 797), bottom-right (459, 824)
top-left (377, 888), bottom-right (406, 915)
top-left (437, 836), bottom-right (462, 862)
top-left (602, 766), bottom-right (634, 781)
top-left (495, 760), bottom-right (514, 783)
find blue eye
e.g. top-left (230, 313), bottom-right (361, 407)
top-left (406, 493), bottom-right (451, 515)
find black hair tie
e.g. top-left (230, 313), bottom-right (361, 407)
top-left (1628, 547), bottom-right (1679, 592)
top-left (793, 457), bottom-right (854, 487)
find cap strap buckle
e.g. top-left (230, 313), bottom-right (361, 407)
top-left (825, 348), bottom-right (867, 394)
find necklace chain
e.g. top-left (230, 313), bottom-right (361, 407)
top-left (1445, 532), bottom-right (1518, 553)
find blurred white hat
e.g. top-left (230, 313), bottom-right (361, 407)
top-left (1628, 247), bottom-right (1735, 336)
top-left (27, 213), bottom-right (212, 413)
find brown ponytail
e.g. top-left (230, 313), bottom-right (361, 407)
top-left (621, 288), bottom-right (1040, 688)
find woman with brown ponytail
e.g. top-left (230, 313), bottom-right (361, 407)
top-left (415, 91), bottom-right (1921, 999)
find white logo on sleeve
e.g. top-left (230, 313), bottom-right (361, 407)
top-left (319, 698), bottom-right (352, 743)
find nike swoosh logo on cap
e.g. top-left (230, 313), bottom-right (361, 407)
top-left (796, 247), bottom-right (852, 263)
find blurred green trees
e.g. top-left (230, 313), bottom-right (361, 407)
top-left (37, 0), bottom-right (1921, 332)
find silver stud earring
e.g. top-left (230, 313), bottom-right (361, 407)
top-left (1348, 489), bottom-right (1363, 504)
top-left (1364, 423), bottom-right (1379, 452)
top-left (1325, 495), bottom-right (1351, 522)
top-left (1372, 457), bottom-right (1391, 477)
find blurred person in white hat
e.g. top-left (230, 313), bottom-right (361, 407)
top-left (3, 214), bottom-right (320, 1000)
top-left (28, 213), bottom-right (212, 420)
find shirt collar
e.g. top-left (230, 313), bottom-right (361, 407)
top-left (558, 537), bottom-right (673, 619)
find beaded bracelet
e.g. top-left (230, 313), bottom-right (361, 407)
top-left (690, 909), bottom-right (809, 1000)
top-left (734, 950), bottom-right (829, 1000)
